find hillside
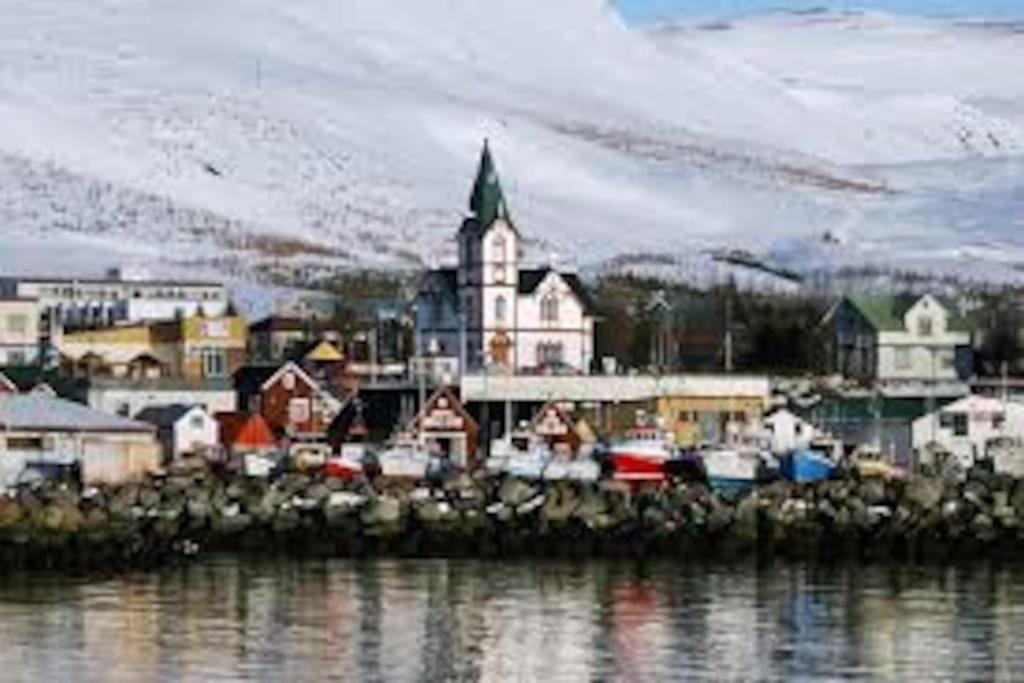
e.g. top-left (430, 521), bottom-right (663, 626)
top-left (1, 2), bottom-right (1022, 288)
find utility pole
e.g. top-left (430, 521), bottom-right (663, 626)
top-left (724, 293), bottom-right (734, 373)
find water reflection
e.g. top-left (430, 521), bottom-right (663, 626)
top-left (2, 560), bottom-right (1024, 681)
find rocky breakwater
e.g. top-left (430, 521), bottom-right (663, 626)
top-left (5, 467), bottom-right (1024, 570)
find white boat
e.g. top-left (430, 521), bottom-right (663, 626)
top-left (375, 443), bottom-right (439, 479)
top-left (487, 438), bottom-right (600, 482)
top-left (700, 445), bottom-right (776, 491)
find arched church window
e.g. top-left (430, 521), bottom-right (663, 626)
top-left (495, 295), bottom-right (507, 324)
top-left (541, 294), bottom-right (559, 323)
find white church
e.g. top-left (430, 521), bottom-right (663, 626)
top-left (415, 143), bottom-right (597, 375)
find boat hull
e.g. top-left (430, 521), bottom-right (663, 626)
top-left (781, 450), bottom-right (835, 483)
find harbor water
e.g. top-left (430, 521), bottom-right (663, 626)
top-left (1, 558), bottom-right (1023, 681)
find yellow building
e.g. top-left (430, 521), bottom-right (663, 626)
top-left (58, 315), bottom-right (247, 381)
top-left (656, 394), bottom-right (768, 447)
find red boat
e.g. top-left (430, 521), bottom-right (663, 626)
top-left (606, 426), bottom-right (679, 482)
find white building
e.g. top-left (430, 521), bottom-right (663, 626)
top-left (0, 394), bottom-right (160, 490)
top-left (825, 293), bottom-right (972, 384)
top-left (415, 143), bottom-right (597, 375)
top-left (911, 394), bottom-right (1024, 468)
top-left (0, 298), bottom-right (40, 365)
top-left (0, 267), bottom-right (228, 332)
top-left (86, 377), bottom-right (237, 418)
top-left (134, 404), bottom-right (220, 463)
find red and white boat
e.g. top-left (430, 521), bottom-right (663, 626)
top-left (606, 425), bottom-right (679, 482)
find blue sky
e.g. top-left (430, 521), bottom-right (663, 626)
top-left (615, 0), bottom-right (1024, 22)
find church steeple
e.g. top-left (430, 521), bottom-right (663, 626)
top-left (469, 140), bottom-right (508, 228)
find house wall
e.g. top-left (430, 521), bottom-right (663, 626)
top-left (0, 299), bottom-right (40, 366)
top-left (912, 400), bottom-right (1024, 467)
top-left (657, 396), bottom-right (766, 447)
top-left (80, 434), bottom-right (161, 484)
top-left (0, 430), bottom-right (159, 489)
top-left (257, 369), bottom-right (338, 437)
top-left (88, 386), bottom-right (237, 418)
top-left (171, 409), bottom-right (220, 459)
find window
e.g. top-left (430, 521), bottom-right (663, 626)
top-left (5, 437), bottom-right (44, 451)
top-left (288, 398), bottom-right (311, 424)
top-left (201, 348), bottom-right (227, 378)
top-left (189, 414), bottom-right (205, 429)
top-left (917, 316), bottom-right (933, 337)
top-left (494, 264), bottom-right (506, 284)
top-left (994, 412), bottom-right (1006, 430)
top-left (940, 351), bottom-right (955, 370)
top-left (541, 295), bottom-right (559, 323)
top-left (895, 348), bottom-right (911, 370)
top-left (493, 235), bottom-right (507, 263)
top-left (537, 342), bottom-right (564, 366)
top-left (495, 295), bottom-right (507, 324)
top-left (952, 413), bottom-right (968, 437)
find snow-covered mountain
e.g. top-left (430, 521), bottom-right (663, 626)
top-left (1, 2), bottom-right (1022, 288)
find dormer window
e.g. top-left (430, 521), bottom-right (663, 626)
top-left (917, 316), bottom-right (933, 337)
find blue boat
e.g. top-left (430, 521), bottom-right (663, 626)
top-left (781, 449), bottom-right (835, 483)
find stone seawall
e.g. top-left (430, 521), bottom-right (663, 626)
top-left (4, 468), bottom-right (1024, 571)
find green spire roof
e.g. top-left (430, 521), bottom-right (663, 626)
top-left (469, 140), bottom-right (508, 228)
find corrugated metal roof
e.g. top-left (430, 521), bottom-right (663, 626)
top-left (0, 394), bottom-right (154, 433)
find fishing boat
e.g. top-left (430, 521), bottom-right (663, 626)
top-left (780, 448), bottom-right (835, 483)
top-left (487, 436), bottom-right (600, 482)
top-left (605, 425), bottom-right (681, 483)
top-left (375, 442), bottom-right (443, 480)
top-left (700, 444), bottom-right (777, 491)
top-left (324, 443), bottom-right (368, 480)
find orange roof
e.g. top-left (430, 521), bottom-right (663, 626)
top-left (217, 412), bottom-right (277, 449)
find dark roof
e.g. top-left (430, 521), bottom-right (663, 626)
top-left (0, 366), bottom-right (87, 400)
top-left (468, 141), bottom-right (509, 230)
top-left (517, 269), bottom-right (596, 315)
top-left (418, 268), bottom-right (458, 300)
top-left (135, 404), bottom-right (200, 427)
top-left (233, 366), bottom-right (279, 397)
top-left (249, 316), bottom-right (308, 333)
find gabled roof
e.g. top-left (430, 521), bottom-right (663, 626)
top-left (233, 365), bottom-right (279, 397)
top-left (248, 316), bottom-right (308, 334)
top-left (518, 268), bottom-right (597, 315)
top-left (408, 386), bottom-right (478, 435)
top-left (0, 371), bottom-right (16, 393)
top-left (301, 340), bottom-right (345, 363)
top-left (135, 404), bottom-right (202, 427)
top-left (418, 268), bottom-right (458, 300)
top-left (216, 412), bottom-right (276, 448)
top-left (234, 362), bottom-right (342, 411)
top-left (844, 294), bottom-right (969, 332)
top-left (0, 395), bottom-right (154, 433)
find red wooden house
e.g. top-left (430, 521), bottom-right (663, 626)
top-left (234, 361), bottom-right (342, 440)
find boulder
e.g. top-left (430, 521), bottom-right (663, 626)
top-left (904, 478), bottom-right (944, 511)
